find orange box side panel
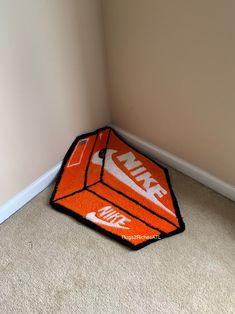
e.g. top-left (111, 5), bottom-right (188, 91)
top-left (88, 182), bottom-right (177, 233)
top-left (55, 190), bottom-right (160, 247)
top-left (54, 134), bottom-right (96, 200)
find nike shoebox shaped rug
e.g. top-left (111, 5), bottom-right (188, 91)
top-left (50, 127), bottom-right (185, 250)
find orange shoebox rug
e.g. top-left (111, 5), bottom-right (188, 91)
top-left (50, 127), bottom-right (185, 249)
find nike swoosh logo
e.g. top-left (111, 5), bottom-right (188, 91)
top-left (92, 149), bottom-right (176, 217)
top-left (86, 212), bottom-right (130, 229)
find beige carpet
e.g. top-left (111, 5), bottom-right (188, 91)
top-left (0, 168), bottom-right (234, 314)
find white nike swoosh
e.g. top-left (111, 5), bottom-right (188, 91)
top-left (92, 149), bottom-right (176, 217)
top-left (86, 212), bottom-right (130, 229)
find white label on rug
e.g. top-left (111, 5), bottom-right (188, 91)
top-left (86, 206), bottom-right (131, 229)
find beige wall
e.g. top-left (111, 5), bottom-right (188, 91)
top-left (103, 0), bottom-right (235, 186)
top-left (0, 0), bottom-right (110, 204)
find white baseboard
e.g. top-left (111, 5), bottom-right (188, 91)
top-left (111, 124), bottom-right (235, 202)
top-left (1, 125), bottom-right (234, 224)
top-left (0, 162), bottom-right (62, 224)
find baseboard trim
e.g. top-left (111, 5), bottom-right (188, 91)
top-left (0, 162), bottom-right (62, 224)
top-left (1, 125), bottom-right (234, 224)
top-left (111, 124), bottom-right (235, 202)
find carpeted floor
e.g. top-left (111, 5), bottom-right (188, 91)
top-left (0, 168), bottom-right (234, 314)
